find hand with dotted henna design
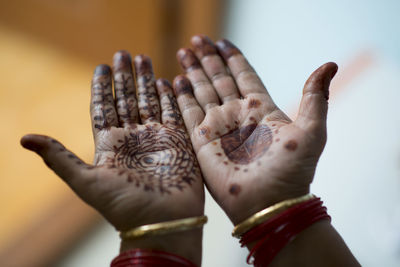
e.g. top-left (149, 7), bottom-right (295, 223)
top-left (174, 35), bottom-right (338, 225)
top-left (21, 51), bottom-right (204, 265)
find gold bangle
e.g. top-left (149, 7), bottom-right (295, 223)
top-left (120, 215), bottom-right (208, 240)
top-left (232, 194), bottom-right (315, 238)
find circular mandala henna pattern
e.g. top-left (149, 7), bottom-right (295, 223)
top-left (107, 126), bottom-right (199, 194)
top-left (220, 123), bottom-right (272, 164)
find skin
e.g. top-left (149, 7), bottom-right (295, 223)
top-left (20, 51), bottom-right (204, 265)
top-left (175, 35), bottom-right (360, 266)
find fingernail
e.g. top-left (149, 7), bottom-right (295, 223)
top-left (215, 39), bottom-right (241, 61)
top-left (177, 48), bottom-right (201, 71)
top-left (191, 35), bottom-right (217, 58)
top-left (94, 64), bottom-right (111, 75)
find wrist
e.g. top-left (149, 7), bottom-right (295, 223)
top-left (119, 228), bottom-right (203, 266)
top-left (266, 220), bottom-right (360, 267)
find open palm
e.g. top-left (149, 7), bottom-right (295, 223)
top-left (174, 36), bottom-right (337, 224)
top-left (21, 52), bottom-right (204, 231)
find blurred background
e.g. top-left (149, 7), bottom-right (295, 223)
top-left (1, 0), bottom-right (399, 266)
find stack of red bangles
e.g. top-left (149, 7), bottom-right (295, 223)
top-left (233, 194), bottom-right (330, 266)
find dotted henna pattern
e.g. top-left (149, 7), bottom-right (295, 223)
top-left (107, 126), bottom-right (199, 194)
top-left (220, 123), bottom-right (272, 164)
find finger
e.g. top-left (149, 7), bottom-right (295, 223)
top-left (295, 62), bottom-right (338, 132)
top-left (113, 50), bottom-right (139, 127)
top-left (215, 39), bottom-right (274, 105)
top-left (134, 55), bottom-right (161, 124)
top-left (173, 75), bottom-right (204, 135)
top-left (177, 48), bottom-right (220, 111)
top-left (90, 64), bottom-right (119, 136)
top-left (20, 134), bottom-right (92, 190)
top-left (156, 78), bottom-right (184, 128)
top-left (191, 35), bottom-right (240, 103)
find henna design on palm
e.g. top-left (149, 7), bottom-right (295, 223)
top-left (21, 51), bottom-right (204, 230)
top-left (174, 35), bottom-right (338, 224)
top-left (105, 126), bottom-right (198, 193)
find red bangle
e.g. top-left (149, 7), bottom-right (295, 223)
top-left (111, 249), bottom-right (198, 267)
top-left (240, 197), bottom-right (330, 266)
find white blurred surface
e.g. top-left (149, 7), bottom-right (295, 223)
top-left (59, 1), bottom-right (400, 266)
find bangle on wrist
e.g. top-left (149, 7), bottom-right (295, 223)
top-left (234, 195), bottom-right (330, 266)
top-left (120, 215), bottom-right (208, 240)
top-left (232, 194), bottom-right (315, 238)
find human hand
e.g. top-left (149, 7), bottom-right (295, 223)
top-left (174, 35), bottom-right (337, 225)
top-left (21, 52), bottom-right (204, 262)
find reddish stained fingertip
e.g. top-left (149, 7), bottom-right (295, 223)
top-left (215, 39), bottom-right (241, 61)
top-left (191, 35), bottom-right (218, 58)
top-left (306, 62), bottom-right (338, 100)
top-left (177, 48), bottom-right (201, 71)
top-left (173, 75), bottom-right (194, 96)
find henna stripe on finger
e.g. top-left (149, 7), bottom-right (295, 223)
top-left (113, 51), bottom-right (139, 126)
top-left (91, 65), bottom-right (118, 133)
top-left (134, 55), bottom-right (161, 123)
top-left (156, 78), bottom-right (184, 128)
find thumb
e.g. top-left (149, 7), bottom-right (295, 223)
top-left (20, 134), bottom-right (92, 190)
top-left (295, 62), bottom-right (338, 133)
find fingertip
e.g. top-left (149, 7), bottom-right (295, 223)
top-left (176, 48), bottom-right (201, 71)
top-left (156, 78), bottom-right (171, 88)
top-left (215, 39), bottom-right (241, 61)
top-left (134, 54), bottom-right (153, 76)
top-left (94, 64), bottom-right (111, 76)
top-left (156, 78), bottom-right (173, 95)
top-left (113, 50), bottom-right (132, 71)
top-left (20, 134), bottom-right (45, 152)
top-left (190, 34), bottom-right (206, 45)
top-left (173, 75), bottom-right (193, 96)
top-left (320, 62), bottom-right (338, 79)
top-left (305, 62), bottom-right (339, 100)
top-left (190, 35), bottom-right (217, 58)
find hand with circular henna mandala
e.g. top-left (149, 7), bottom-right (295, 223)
top-left (21, 52), bottom-right (204, 265)
top-left (175, 35), bottom-right (338, 226)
